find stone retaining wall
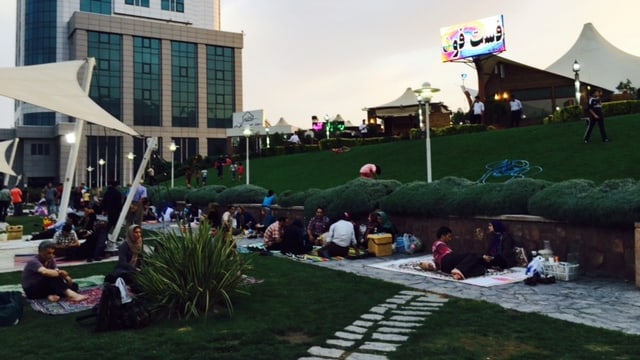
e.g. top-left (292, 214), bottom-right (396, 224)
top-left (241, 205), bottom-right (637, 283)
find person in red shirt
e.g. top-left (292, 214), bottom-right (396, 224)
top-left (10, 185), bottom-right (23, 216)
top-left (419, 226), bottom-right (486, 280)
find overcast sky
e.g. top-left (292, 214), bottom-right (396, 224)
top-left (1, 0), bottom-right (639, 130)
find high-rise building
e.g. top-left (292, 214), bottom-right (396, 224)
top-left (8, 0), bottom-right (242, 188)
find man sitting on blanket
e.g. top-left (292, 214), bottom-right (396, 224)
top-left (21, 240), bottom-right (88, 302)
top-left (419, 226), bottom-right (486, 280)
top-left (317, 212), bottom-right (360, 259)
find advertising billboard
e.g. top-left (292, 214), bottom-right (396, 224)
top-left (440, 15), bottom-right (506, 62)
top-left (232, 109), bottom-right (264, 128)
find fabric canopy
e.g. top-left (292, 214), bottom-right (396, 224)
top-left (0, 140), bottom-right (16, 176)
top-left (0, 60), bottom-right (138, 136)
top-left (366, 88), bottom-right (420, 117)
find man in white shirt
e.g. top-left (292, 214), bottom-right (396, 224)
top-left (288, 133), bottom-right (301, 144)
top-left (358, 120), bottom-right (368, 138)
top-left (509, 96), bottom-right (523, 128)
top-left (472, 96), bottom-right (484, 124)
top-left (317, 212), bottom-right (360, 258)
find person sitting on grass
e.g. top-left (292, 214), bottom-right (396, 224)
top-left (112, 225), bottom-right (144, 293)
top-left (262, 216), bottom-right (288, 252)
top-left (317, 212), bottom-right (360, 259)
top-left (21, 240), bottom-right (88, 302)
top-left (53, 223), bottom-right (80, 260)
top-left (419, 226), bottom-right (486, 280)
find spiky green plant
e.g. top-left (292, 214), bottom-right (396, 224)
top-left (136, 222), bottom-right (252, 319)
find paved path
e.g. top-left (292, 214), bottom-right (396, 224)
top-left (306, 253), bottom-right (640, 336)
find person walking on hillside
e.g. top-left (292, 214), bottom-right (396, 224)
top-left (584, 88), bottom-right (609, 143)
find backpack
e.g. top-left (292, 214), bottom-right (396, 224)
top-left (78, 277), bottom-right (151, 332)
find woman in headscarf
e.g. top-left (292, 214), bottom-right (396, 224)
top-left (113, 225), bottom-right (144, 291)
top-left (482, 220), bottom-right (517, 269)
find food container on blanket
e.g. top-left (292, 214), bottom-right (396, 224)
top-left (6, 225), bottom-right (23, 241)
top-left (368, 233), bottom-right (393, 257)
top-left (543, 262), bottom-right (579, 281)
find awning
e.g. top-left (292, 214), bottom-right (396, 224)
top-left (0, 60), bottom-right (138, 136)
top-left (0, 140), bottom-right (16, 176)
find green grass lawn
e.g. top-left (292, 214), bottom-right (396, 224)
top-left (0, 257), bottom-right (638, 359)
top-left (181, 114), bottom-right (639, 192)
top-left (3, 116), bottom-right (640, 359)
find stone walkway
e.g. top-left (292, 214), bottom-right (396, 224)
top-left (300, 290), bottom-right (447, 360)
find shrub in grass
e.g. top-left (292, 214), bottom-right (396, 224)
top-left (137, 223), bottom-right (251, 319)
top-left (528, 179), bottom-right (596, 224)
top-left (278, 188), bottom-right (322, 207)
top-left (215, 184), bottom-right (268, 206)
top-left (148, 186), bottom-right (190, 206)
top-left (382, 177), bottom-right (475, 217)
top-left (568, 179), bottom-right (640, 227)
top-left (184, 185), bottom-right (227, 207)
top-left (303, 178), bottom-right (401, 220)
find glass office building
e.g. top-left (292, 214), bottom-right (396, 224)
top-left (12, 0), bottom-right (242, 188)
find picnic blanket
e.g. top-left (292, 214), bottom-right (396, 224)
top-left (368, 255), bottom-right (528, 287)
top-left (28, 285), bottom-right (103, 315)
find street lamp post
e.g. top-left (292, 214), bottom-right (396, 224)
top-left (127, 152), bottom-right (135, 185)
top-left (243, 126), bottom-right (252, 185)
top-left (87, 166), bottom-right (94, 188)
top-left (265, 126), bottom-right (270, 148)
top-left (169, 141), bottom-right (177, 188)
top-left (413, 82), bottom-right (440, 183)
top-left (324, 114), bottom-right (330, 139)
top-left (573, 59), bottom-right (581, 106)
top-left (98, 158), bottom-right (106, 189)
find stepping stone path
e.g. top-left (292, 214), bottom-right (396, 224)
top-left (299, 290), bottom-right (447, 360)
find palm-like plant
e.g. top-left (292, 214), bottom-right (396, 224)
top-left (136, 222), bottom-right (251, 319)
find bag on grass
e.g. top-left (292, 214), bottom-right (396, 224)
top-left (0, 291), bottom-right (24, 326)
top-left (78, 277), bottom-right (150, 332)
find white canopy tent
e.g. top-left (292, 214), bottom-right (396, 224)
top-left (0, 140), bottom-right (17, 177)
top-left (0, 60), bottom-right (139, 136)
top-left (0, 59), bottom-right (140, 221)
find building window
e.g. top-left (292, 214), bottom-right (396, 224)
top-left (24, 0), bottom-right (57, 65)
top-left (161, 0), bottom-right (184, 13)
top-left (171, 41), bottom-right (197, 128)
top-left (30, 143), bottom-right (51, 156)
top-left (80, 0), bottom-right (112, 15)
top-left (125, 0), bottom-right (150, 7)
top-left (206, 46), bottom-right (235, 128)
top-left (133, 36), bottom-right (161, 126)
top-left (170, 138), bottom-right (198, 164)
top-left (88, 32), bottom-right (122, 119)
top-left (23, 112), bottom-right (55, 126)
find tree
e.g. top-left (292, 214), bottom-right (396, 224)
top-left (615, 79), bottom-right (636, 98)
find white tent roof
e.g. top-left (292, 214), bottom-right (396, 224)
top-left (0, 140), bottom-right (16, 176)
top-left (0, 60), bottom-right (138, 136)
top-left (365, 88), bottom-right (420, 117)
top-left (546, 23), bottom-right (640, 91)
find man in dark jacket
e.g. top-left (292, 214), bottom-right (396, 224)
top-left (101, 180), bottom-right (123, 232)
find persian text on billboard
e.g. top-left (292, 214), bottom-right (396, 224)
top-left (232, 109), bottom-right (263, 128)
top-left (440, 15), bottom-right (505, 62)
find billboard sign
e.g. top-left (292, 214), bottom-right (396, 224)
top-left (232, 109), bottom-right (263, 128)
top-left (440, 15), bottom-right (505, 62)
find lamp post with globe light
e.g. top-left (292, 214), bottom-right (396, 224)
top-left (87, 166), bottom-right (94, 188)
top-left (127, 152), bottom-right (135, 185)
top-left (243, 126), bottom-right (252, 185)
top-left (98, 158), bottom-right (106, 189)
top-left (573, 60), bottom-right (581, 106)
top-left (413, 82), bottom-right (440, 183)
top-left (169, 142), bottom-right (177, 188)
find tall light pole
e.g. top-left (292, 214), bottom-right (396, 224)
top-left (324, 114), bottom-right (330, 139)
top-left (573, 59), bottom-right (581, 106)
top-left (413, 82), bottom-right (440, 183)
top-left (87, 166), bottom-right (94, 188)
top-left (127, 152), bottom-right (135, 185)
top-left (98, 158), bottom-right (106, 189)
top-left (265, 126), bottom-right (270, 148)
top-left (169, 141), bottom-right (177, 188)
top-left (243, 126), bottom-right (252, 185)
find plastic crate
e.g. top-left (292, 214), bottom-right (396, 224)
top-left (544, 262), bottom-right (579, 281)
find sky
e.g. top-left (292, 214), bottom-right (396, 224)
top-left (1, 0), bottom-right (639, 130)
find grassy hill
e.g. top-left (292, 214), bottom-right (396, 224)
top-left (180, 114), bottom-right (640, 193)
